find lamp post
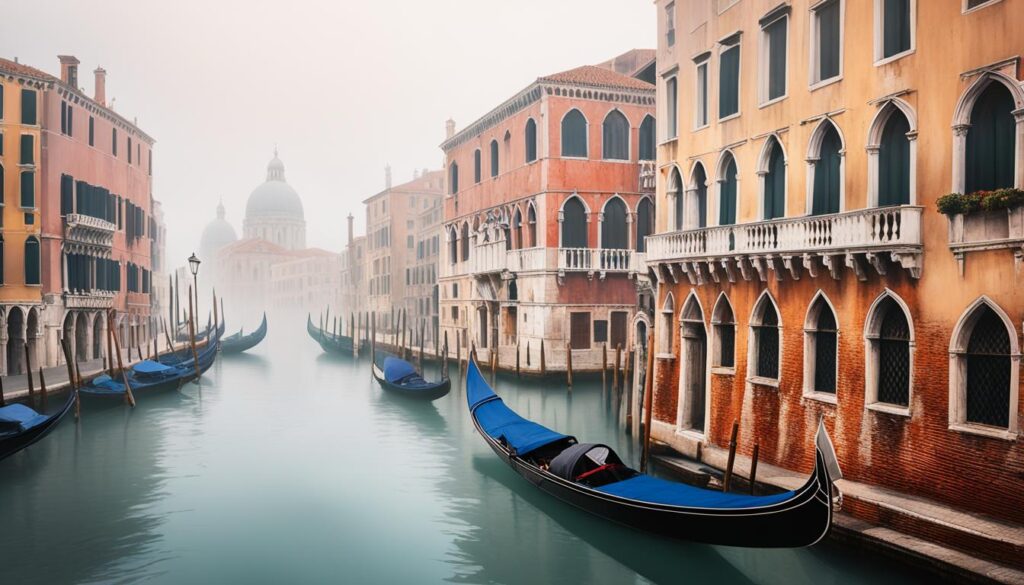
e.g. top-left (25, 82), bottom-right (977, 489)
top-left (188, 253), bottom-right (201, 326)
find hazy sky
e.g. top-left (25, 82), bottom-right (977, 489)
top-left (3, 0), bottom-right (653, 268)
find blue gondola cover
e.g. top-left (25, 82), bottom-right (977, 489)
top-left (596, 475), bottom-right (796, 509)
top-left (467, 358), bottom-right (571, 456)
top-left (383, 357), bottom-right (418, 384)
top-left (82, 375), bottom-right (126, 395)
top-left (0, 404), bottom-right (49, 432)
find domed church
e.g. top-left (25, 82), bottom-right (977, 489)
top-left (243, 150), bottom-right (306, 250)
top-left (199, 200), bottom-right (238, 265)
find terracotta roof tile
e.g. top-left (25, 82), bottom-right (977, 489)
top-left (538, 65), bottom-right (654, 91)
top-left (0, 58), bottom-right (57, 82)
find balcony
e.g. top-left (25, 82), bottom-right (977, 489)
top-left (639, 160), bottom-right (656, 192)
top-left (946, 206), bottom-right (1024, 274)
top-left (64, 213), bottom-right (116, 253)
top-left (557, 247), bottom-right (642, 281)
top-left (64, 290), bottom-right (116, 310)
top-left (646, 206), bottom-right (923, 284)
top-left (442, 246), bottom-right (646, 283)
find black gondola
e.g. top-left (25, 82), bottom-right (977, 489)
top-left (221, 313), bottom-right (267, 355)
top-left (0, 389), bottom-right (77, 462)
top-left (83, 338), bottom-right (220, 398)
top-left (306, 314), bottom-right (355, 356)
top-left (371, 353), bottom-right (450, 400)
top-left (465, 356), bottom-right (842, 548)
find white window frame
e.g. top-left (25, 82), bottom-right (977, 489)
top-left (746, 290), bottom-right (782, 390)
top-left (863, 290), bottom-right (914, 417)
top-left (962, 0), bottom-right (1003, 14)
top-left (710, 292), bottom-right (736, 375)
top-left (873, 0), bottom-right (916, 66)
top-left (665, 74), bottom-right (679, 141)
top-left (693, 56), bottom-right (710, 130)
top-left (717, 40), bottom-right (742, 122)
top-left (803, 292), bottom-right (840, 404)
top-left (758, 12), bottom-right (789, 107)
top-left (665, 2), bottom-right (676, 47)
top-left (809, 0), bottom-right (844, 90)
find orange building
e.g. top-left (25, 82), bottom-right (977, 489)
top-left (647, 0), bottom-right (1023, 565)
top-left (439, 51), bottom-right (657, 372)
top-left (0, 55), bottom-right (157, 373)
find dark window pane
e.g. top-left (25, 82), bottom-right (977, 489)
top-left (878, 111), bottom-right (910, 206)
top-left (449, 162), bottom-right (458, 194)
top-left (594, 320), bottom-right (608, 343)
top-left (718, 324), bottom-right (735, 367)
top-left (19, 134), bottom-right (33, 164)
top-left (883, 0), bottom-right (911, 58)
top-left (720, 157), bottom-right (738, 225)
top-left (966, 308), bottom-right (1011, 428)
top-left (89, 116), bottom-right (95, 146)
top-left (61, 174), bottom-right (73, 215)
top-left (719, 46), bottom-right (740, 118)
top-left (814, 305), bottom-right (837, 393)
top-left (20, 89), bottom-right (36, 125)
top-left (696, 64), bottom-right (708, 126)
top-left (693, 164), bottom-right (708, 228)
top-left (671, 168), bottom-right (684, 229)
top-left (812, 125), bottom-right (842, 215)
top-left (766, 18), bottom-right (787, 100)
top-left (602, 110), bottom-right (629, 160)
top-left (601, 198), bottom-right (628, 249)
top-left (610, 312), bottom-right (627, 348)
top-left (639, 115), bottom-right (656, 160)
top-left (877, 299), bottom-right (910, 406)
top-left (666, 77), bottom-right (678, 138)
top-left (490, 140), bottom-right (499, 177)
top-left (818, 1), bottom-right (840, 80)
top-left (474, 150), bottom-right (481, 183)
top-left (20, 171), bottom-right (34, 207)
top-left (764, 139), bottom-right (786, 219)
top-left (561, 198), bottom-right (587, 248)
top-left (756, 303), bottom-right (779, 378)
top-left (636, 198), bottom-right (653, 252)
top-left (525, 119), bottom-right (538, 162)
top-left (24, 237), bottom-right (40, 285)
top-left (570, 312), bottom-right (591, 349)
top-left (966, 83), bottom-right (1016, 193)
top-left (561, 109), bottom-right (588, 157)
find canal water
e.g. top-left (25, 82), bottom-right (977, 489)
top-left (0, 321), bottom-right (939, 584)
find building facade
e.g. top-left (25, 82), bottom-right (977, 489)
top-left (439, 52), bottom-right (657, 373)
top-left (269, 248), bottom-right (341, 316)
top-left (0, 55), bottom-right (157, 374)
top-left (647, 0), bottom-right (1024, 555)
top-left (407, 174), bottom-right (443, 346)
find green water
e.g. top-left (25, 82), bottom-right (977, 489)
top-left (0, 324), bottom-right (938, 584)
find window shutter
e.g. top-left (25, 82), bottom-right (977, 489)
top-left (20, 89), bottom-right (36, 125)
top-left (570, 312), bottom-right (592, 350)
top-left (24, 238), bottom-right (40, 285)
top-left (719, 46), bottom-right (740, 118)
top-left (883, 0), bottom-right (911, 58)
top-left (610, 312), bottom-right (627, 348)
top-left (666, 78), bottom-right (678, 138)
top-left (767, 19), bottom-right (787, 100)
top-left (561, 198), bottom-right (588, 248)
top-left (525, 119), bottom-right (538, 162)
top-left (20, 171), bottom-right (34, 207)
top-left (966, 83), bottom-right (1016, 193)
top-left (878, 112), bottom-right (910, 206)
top-left (601, 199), bottom-right (628, 249)
top-left (602, 111), bottom-right (629, 160)
top-left (636, 198), bottom-right (653, 252)
top-left (719, 158), bottom-right (738, 225)
top-left (61, 175), bottom-right (73, 215)
top-left (19, 134), bottom-right (33, 165)
top-left (813, 127), bottom-right (842, 214)
top-left (818, 1), bottom-right (840, 80)
top-left (490, 140), bottom-right (499, 177)
top-left (561, 110), bottom-right (588, 157)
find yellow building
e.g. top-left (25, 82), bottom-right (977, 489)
top-left (647, 0), bottom-right (1024, 564)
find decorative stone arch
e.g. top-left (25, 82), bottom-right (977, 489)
top-left (75, 311), bottom-right (91, 361)
top-left (756, 133), bottom-right (788, 220)
top-left (948, 295), bottom-right (1020, 438)
top-left (803, 290), bottom-right (840, 400)
top-left (866, 97), bottom-right (918, 207)
top-left (657, 292), bottom-right (676, 357)
top-left (677, 290), bottom-right (709, 435)
top-left (6, 306), bottom-right (26, 375)
top-left (710, 292), bottom-right (736, 371)
top-left (747, 289), bottom-right (783, 387)
top-left (686, 160), bottom-right (710, 230)
top-left (510, 204), bottom-right (524, 250)
top-left (597, 193), bottom-right (631, 249)
top-left (951, 70), bottom-right (1024, 192)
top-left (560, 108), bottom-right (590, 158)
top-left (558, 192), bottom-right (591, 248)
top-left (805, 117), bottom-right (847, 214)
top-left (713, 148), bottom-right (741, 227)
top-left (601, 107), bottom-right (631, 161)
top-left (863, 288), bottom-right (916, 415)
top-left (526, 200), bottom-right (539, 247)
top-left (93, 312), bottom-right (105, 360)
top-left (666, 163), bottom-right (685, 231)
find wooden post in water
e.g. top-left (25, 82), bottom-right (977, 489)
top-left (614, 344), bottom-right (622, 391)
top-left (371, 312), bottom-right (376, 368)
top-left (490, 347), bottom-right (497, 386)
top-left (455, 334), bottom-right (461, 377)
top-left (162, 317), bottom-right (173, 354)
top-left (25, 343), bottom-right (35, 406)
top-left (213, 290), bottom-right (219, 334)
top-left (442, 337), bottom-right (449, 380)
top-left (38, 367), bottom-right (47, 410)
top-left (187, 286), bottom-right (201, 380)
top-left (722, 420), bottom-right (740, 493)
top-left (110, 310), bottom-right (136, 407)
top-left (515, 341), bottom-right (521, 377)
top-left (107, 314), bottom-right (115, 376)
top-left (59, 339), bottom-right (79, 420)
top-left (565, 342), bottom-right (573, 389)
top-left (0, 376), bottom-right (5, 407)
top-left (640, 331), bottom-right (655, 473)
top-left (418, 321), bottom-right (425, 373)
top-left (749, 442), bottom-right (760, 495)
top-left (539, 340), bottom-right (546, 376)
top-left (602, 343), bottom-right (608, 386)
top-left (526, 341), bottom-right (531, 367)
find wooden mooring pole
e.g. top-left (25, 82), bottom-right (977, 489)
top-left (640, 331), bottom-right (655, 473)
top-left (110, 310), bottom-right (136, 407)
top-left (515, 341), bottom-right (521, 377)
top-left (723, 420), bottom-right (740, 493)
top-left (602, 343), bottom-right (608, 386)
top-left (614, 344), bottom-right (622, 391)
top-left (25, 343), bottom-right (35, 407)
top-left (539, 339), bottom-right (546, 376)
top-left (187, 286), bottom-right (201, 380)
top-left (59, 338), bottom-right (80, 420)
top-left (749, 442), bottom-right (760, 495)
top-left (38, 367), bottom-right (47, 410)
top-left (565, 342), bottom-right (573, 389)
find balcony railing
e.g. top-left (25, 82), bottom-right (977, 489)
top-left (65, 213), bottom-right (117, 233)
top-left (558, 247), bottom-right (638, 273)
top-left (646, 206), bottom-right (924, 281)
top-left (508, 247), bottom-right (547, 272)
top-left (442, 246), bottom-right (645, 280)
top-left (639, 160), bottom-right (656, 192)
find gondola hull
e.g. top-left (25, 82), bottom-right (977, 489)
top-left (307, 315), bottom-right (355, 356)
top-left (222, 314), bottom-right (267, 355)
top-left (466, 358), bottom-right (838, 548)
top-left (372, 362), bottom-right (451, 401)
top-left (0, 391), bottom-right (77, 462)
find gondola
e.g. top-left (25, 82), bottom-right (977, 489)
top-left (83, 338), bottom-right (220, 398)
top-left (160, 321), bottom-right (225, 366)
top-left (371, 353), bottom-right (450, 400)
top-left (221, 313), bottom-right (267, 355)
top-left (306, 314), bottom-right (355, 356)
top-left (465, 356), bottom-right (842, 548)
top-left (0, 388), bottom-right (77, 462)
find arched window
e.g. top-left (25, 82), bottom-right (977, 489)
top-left (527, 204), bottom-right (537, 247)
top-left (678, 294), bottom-right (707, 433)
top-left (24, 236), bottom-right (40, 285)
top-left (659, 293), bottom-right (675, 356)
top-left (601, 198), bottom-right (628, 249)
top-left (635, 198), bottom-right (653, 252)
top-left (669, 167), bottom-right (684, 230)
top-left (474, 149), bottom-right (482, 183)
top-left (490, 140), bottom-right (499, 177)
top-left (448, 226), bottom-right (458, 264)
top-left (561, 109), bottom-right (588, 158)
top-left (711, 294), bottom-right (735, 369)
top-left (966, 82), bottom-right (1016, 193)
top-left (449, 162), bottom-right (459, 195)
top-left (691, 163), bottom-right (708, 229)
top-left (525, 118), bottom-right (538, 163)
top-left (719, 154), bottom-right (738, 226)
top-left (602, 110), bottom-right (629, 160)
top-left (804, 295), bottom-right (838, 396)
top-left (639, 115), bottom-right (656, 161)
top-left (762, 137), bottom-right (786, 220)
top-left (512, 208), bottom-right (523, 250)
top-left (460, 222), bottom-right (470, 262)
top-left (950, 299), bottom-right (1019, 434)
top-left (750, 293), bottom-right (780, 381)
top-left (812, 122), bottom-right (842, 215)
top-left (878, 109), bottom-right (911, 206)
top-left (866, 294), bottom-right (912, 409)
top-left (561, 197), bottom-right (587, 248)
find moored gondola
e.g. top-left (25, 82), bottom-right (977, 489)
top-left (0, 388), bottom-right (77, 462)
top-left (465, 356), bottom-right (841, 548)
top-left (221, 313), bottom-right (267, 355)
top-left (83, 338), bottom-right (220, 398)
top-left (306, 314), bottom-right (355, 356)
top-left (371, 353), bottom-right (450, 400)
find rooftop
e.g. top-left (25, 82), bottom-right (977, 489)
top-left (538, 64), bottom-right (655, 91)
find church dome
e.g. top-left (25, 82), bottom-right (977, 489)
top-left (199, 200), bottom-right (238, 262)
top-left (245, 151), bottom-right (305, 220)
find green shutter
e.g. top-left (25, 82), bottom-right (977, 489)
top-left (883, 0), bottom-right (910, 58)
top-left (601, 199), bottom-right (628, 249)
top-left (813, 126), bottom-right (842, 214)
top-left (561, 110), bottom-right (588, 157)
top-left (966, 83), bottom-right (1016, 193)
top-left (720, 158), bottom-right (738, 225)
top-left (719, 46), bottom-right (740, 118)
top-left (878, 112), bottom-right (910, 206)
top-left (767, 19), bottom-right (787, 100)
top-left (20, 89), bottom-right (36, 125)
top-left (19, 134), bottom-right (33, 164)
top-left (20, 171), bottom-right (34, 207)
top-left (764, 141), bottom-right (786, 219)
top-left (561, 198), bottom-right (588, 247)
top-left (602, 110), bottom-right (629, 160)
top-left (694, 164), bottom-right (708, 228)
top-left (24, 237), bottom-right (39, 285)
top-left (818, 1), bottom-right (840, 80)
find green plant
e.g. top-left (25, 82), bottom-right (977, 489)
top-left (936, 189), bottom-right (1024, 215)
top-left (979, 188), bottom-right (1024, 211)
top-left (936, 192), bottom-right (981, 215)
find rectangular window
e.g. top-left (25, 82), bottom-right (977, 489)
top-left (594, 320), bottom-right (608, 344)
top-left (666, 76), bottom-right (678, 139)
top-left (694, 60), bottom-right (708, 128)
top-left (881, 0), bottom-right (911, 59)
top-left (813, 0), bottom-right (842, 84)
top-left (762, 16), bottom-right (788, 102)
top-left (19, 134), bottom-right (33, 165)
top-left (61, 101), bottom-right (67, 134)
top-left (89, 116), bottom-right (95, 146)
top-left (20, 171), bottom-right (35, 207)
top-left (128, 137), bottom-right (133, 163)
top-left (570, 312), bottom-right (591, 350)
top-left (61, 174), bottom-right (73, 215)
top-left (20, 89), bottom-right (36, 125)
top-left (24, 213), bottom-right (34, 225)
top-left (610, 311), bottom-right (627, 348)
top-left (112, 128), bottom-right (118, 156)
top-left (665, 2), bottom-right (676, 47)
top-left (67, 105), bottom-right (74, 137)
top-left (719, 44), bottom-right (740, 118)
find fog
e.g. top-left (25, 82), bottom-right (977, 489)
top-left (2, 0), bottom-right (653, 265)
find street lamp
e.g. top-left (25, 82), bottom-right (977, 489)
top-left (188, 253), bottom-right (201, 328)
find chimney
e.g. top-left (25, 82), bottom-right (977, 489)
top-left (445, 118), bottom-right (456, 139)
top-left (347, 213), bottom-right (354, 245)
top-left (385, 164), bottom-right (392, 189)
top-left (58, 55), bottom-right (80, 88)
top-left (93, 67), bottom-right (107, 106)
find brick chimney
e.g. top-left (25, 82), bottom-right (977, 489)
top-left (93, 67), bottom-right (107, 106)
top-left (347, 213), bottom-right (354, 245)
top-left (385, 164), bottom-right (392, 189)
top-left (58, 55), bottom-right (80, 87)
top-left (445, 118), bottom-right (456, 139)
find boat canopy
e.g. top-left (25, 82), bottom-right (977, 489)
top-left (82, 375), bottom-right (126, 395)
top-left (133, 360), bottom-right (175, 375)
top-left (383, 357), bottom-right (418, 384)
top-left (468, 358), bottom-right (572, 456)
top-left (0, 404), bottom-right (49, 432)
top-left (550, 443), bottom-right (623, 480)
top-left (596, 475), bottom-right (797, 509)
